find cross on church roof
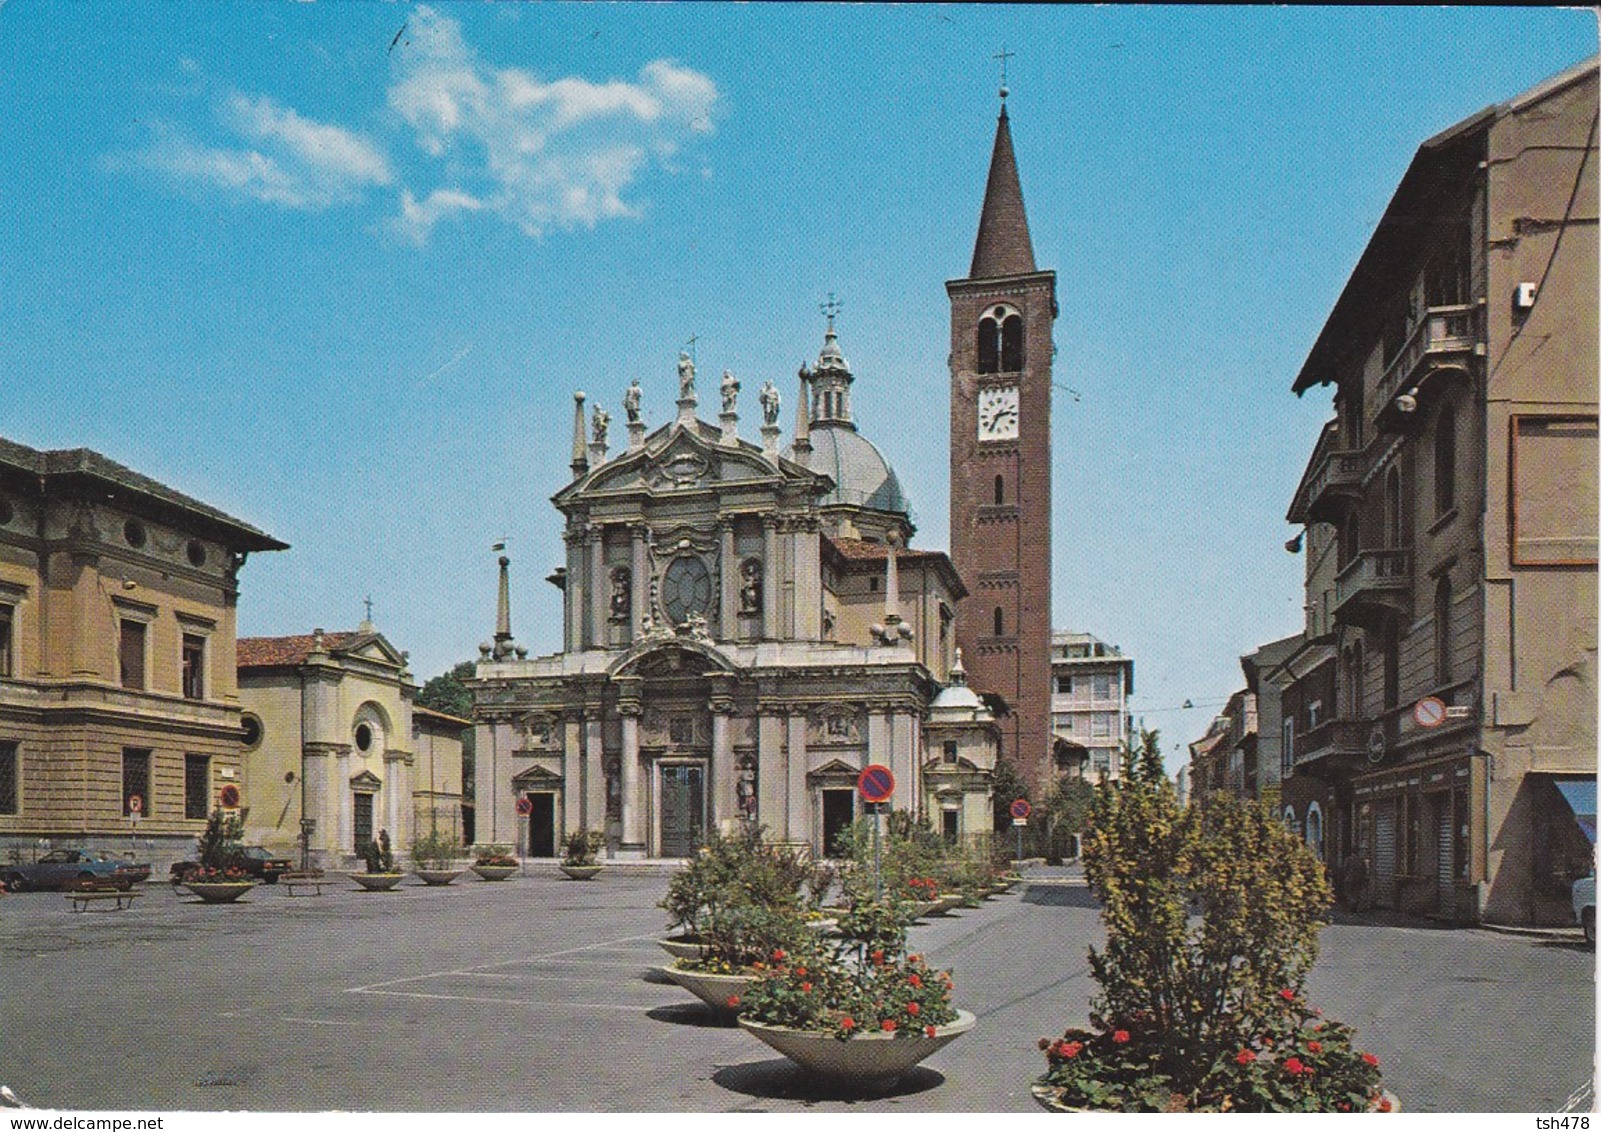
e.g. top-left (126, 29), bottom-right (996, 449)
top-left (363, 595), bottom-right (374, 622)
top-left (819, 292), bottom-right (843, 329)
top-left (994, 45), bottom-right (1015, 100)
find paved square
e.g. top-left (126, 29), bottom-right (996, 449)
top-left (0, 869), bottom-right (1591, 1111)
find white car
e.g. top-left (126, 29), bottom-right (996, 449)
top-left (1573, 873), bottom-right (1595, 944)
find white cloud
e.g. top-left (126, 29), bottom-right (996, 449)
top-left (387, 5), bottom-right (719, 240)
top-left (391, 186), bottom-right (485, 244)
top-left (134, 93), bottom-right (391, 211)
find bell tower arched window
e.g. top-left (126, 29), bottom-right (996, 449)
top-left (993, 606), bottom-right (1005, 636)
top-left (976, 304), bottom-right (1024, 375)
top-left (994, 474), bottom-right (1005, 505)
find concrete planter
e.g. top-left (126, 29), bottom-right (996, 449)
top-left (471, 864), bottom-right (518, 882)
top-left (414, 868), bottom-right (463, 886)
top-left (656, 965), bottom-right (760, 1015)
top-left (1029, 1082), bottom-right (1401, 1113)
top-left (658, 936), bottom-right (709, 961)
top-left (560, 864), bottom-right (603, 880)
top-left (182, 880), bottom-right (256, 904)
top-left (352, 872), bottom-right (404, 891)
top-left (900, 900), bottom-right (941, 921)
top-left (739, 1009), bottom-right (976, 1089)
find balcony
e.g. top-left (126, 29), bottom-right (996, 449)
top-left (1334, 548), bottom-right (1412, 629)
top-left (1294, 719), bottom-right (1368, 768)
top-left (1374, 303), bottom-right (1479, 431)
top-left (1297, 445), bottom-right (1370, 525)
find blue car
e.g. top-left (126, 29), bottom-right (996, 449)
top-left (1, 849), bottom-right (147, 892)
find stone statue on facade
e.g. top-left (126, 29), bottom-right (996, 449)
top-left (609, 566), bottom-right (631, 620)
top-left (759, 379), bottom-right (781, 426)
top-left (720, 370), bottom-right (740, 415)
top-left (739, 558), bottom-right (763, 615)
top-left (677, 352), bottom-right (696, 400)
top-left (592, 407), bottom-right (611, 448)
top-left (623, 379), bottom-right (642, 424)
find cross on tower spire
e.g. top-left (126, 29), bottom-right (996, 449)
top-left (993, 45), bottom-right (1015, 103)
top-left (363, 595), bottom-right (373, 622)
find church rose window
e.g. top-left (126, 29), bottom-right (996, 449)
top-left (661, 555), bottom-right (712, 625)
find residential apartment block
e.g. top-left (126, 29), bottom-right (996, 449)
top-left (1272, 60), bottom-right (1598, 925)
top-left (1049, 631), bottom-right (1134, 783)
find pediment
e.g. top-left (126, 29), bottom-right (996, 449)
top-left (331, 633), bottom-right (406, 669)
top-left (806, 757), bottom-right (862, 782)
top-left (512, 765), bottom-right (564, 787)
top-left (350, 769), bottom-right (383, 791)
top-left (557, 420), bottom-right (824, 505)
top-left (922, 754), bottom-right (988, 773)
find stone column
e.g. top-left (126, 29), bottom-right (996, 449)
top-left (719, 521), bottom-right (737, 639)
top-left (336, 747), bottom-right (352, 857)
top-left (563, 717), bottom-right (583, 839)
top-left (615, 675), bottom-right (644, 855)
top-left (301, 744), bottom-right (330, 863)
top-left (762, 517), bottom-right (779, 640)
top-left (787, 712), bottom-right (809, 847)
top-left (584, 716), bottom-right (605, 834)
top-left (793, 521), bottom-right (821, 639)
top-left (709, 677), bottom-right (736, 835)
top-left (588, 527), bottom-right (606, 650)
top-left (565, 529), bottom-right (585, 652)
top-left (631, 526), bottom-right (650, 635)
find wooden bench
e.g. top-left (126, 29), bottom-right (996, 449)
top-left (65, 889), bottom-right (139, 912)
top-left (280, 871), bottom-right (327, 897)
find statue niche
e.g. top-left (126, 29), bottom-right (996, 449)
top-left (609, 566), bottom-right (632, 622)
top-left (738, 557), bottom-right (764, 617)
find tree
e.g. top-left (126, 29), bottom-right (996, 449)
top-left (1044, 776), bottom-right (1096, 861)
top-left (417, 661), bottom-right (477, 802)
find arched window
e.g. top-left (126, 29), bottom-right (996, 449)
top-left (1306, 802), bottom-right (1325, 861)
top-left (993, 606), bottom-right (1004, 636)
top-left (1435, 576), bottom-right (1452, 685)
top-left (1000, 314), bottom-right (1024, 371)
top-left (994, 474), bottom-right (1005, 505)
top-left (977, 317), bottom-right (999, 374)
top-left (1434, 401), bottom-right (1457, 516)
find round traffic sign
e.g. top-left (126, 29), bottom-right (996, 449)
top-left (218, 784), bottom-right (241, 809)
top-left (515, 797), bottom-right (533, 816)
top-left (128, 794), bottom-right (143, 815)
top-left (1009, 797), bottom-right (1032, 820)
top-left (1413, 696), bottom-right (1447, 729)
top-left (857, 764), bottom-right (895, 804)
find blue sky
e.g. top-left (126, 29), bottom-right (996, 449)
top-left (0, 4), bottom-right (1593, 768)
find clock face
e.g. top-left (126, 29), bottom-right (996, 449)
top-left (977, 385), bottom-right (1020, 441)
top-left (660, 556), bottom-right (713, 625)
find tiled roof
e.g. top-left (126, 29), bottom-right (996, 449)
top-left (237, 631), bottom-right (369, 669)
top-left (969, 106), bottom-right (1037, 278)
top-left (825, 536), bottom-right (948, 565)
top-left (414, 704), bottom-right (472, 728)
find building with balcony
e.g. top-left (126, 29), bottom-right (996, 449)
top-left (0, 437), bottom-right (285, 865)
top-left (1282, 59), bottom-right (1597, 925)
top-left (1048, 631), bottom-right (1134, 783)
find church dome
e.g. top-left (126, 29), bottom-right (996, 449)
top-left (787, 426), bottom-right (910, 515)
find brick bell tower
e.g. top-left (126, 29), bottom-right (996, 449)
top-left (948, 90), bottom-right (1057, 792)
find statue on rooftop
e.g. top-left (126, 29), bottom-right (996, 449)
top-left (721, 370), bottom-right (740, 415)
top-left (623, 379), bottom-right (642, 425)
top-left (677, 352), bottom-right (696, 400)
top-left (592, 407), bottom-right (611, 448)
top-left (759, 379), bottom-right (781, 427)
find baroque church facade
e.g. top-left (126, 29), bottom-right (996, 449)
top-left (471, 103), bottom-right (1050, 857)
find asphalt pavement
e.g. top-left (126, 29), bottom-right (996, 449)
top-left (0, 866), bottom-right (1591, 1112)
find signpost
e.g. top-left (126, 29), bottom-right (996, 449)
top-left (1009, 798), bottom-right (1031, 867)
top-left (858, 765), bottom-right (895, 899)
top-left (219, 784), bottom-right (241, 809)
top-left (1413, 696), bottom-right (1447, 729)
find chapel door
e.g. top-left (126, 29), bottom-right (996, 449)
top-left (822, 789), bottom-right (856, 857)
top-left (528, 793), bottom-right (556, 858)
top-left (353, 793), bottom-right (374, 854)
top-left (660, 765), bottom-right (705, 857)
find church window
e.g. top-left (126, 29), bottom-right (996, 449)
top-left (977, 317), bottom-right (999, 374)
top-left (869, 576), bottom-right (879, 593)
top-left (994, 474), bottom-right (1005, 505)
top-left (943, 740), bottom-right (958, 764)
top-left (355, 723), bottom-right (373, 752)
top-left (992, 606), bottom-right (1004, 636)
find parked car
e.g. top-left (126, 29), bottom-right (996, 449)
top-left (170, 846), bottom-right (292, 885)
top-left (1, 849), bottom-right (147, 892)
top-left (1573, 873), bottom-right (1595, 944)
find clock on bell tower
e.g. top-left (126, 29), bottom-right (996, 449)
top-left (947, 94), bottom-right (1057, 792)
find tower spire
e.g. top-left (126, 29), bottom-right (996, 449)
top-left (492, 553), bottom-right (513, 659)
top-left (570, 391), bottom-right (589, 477)
top-left (969, 91), bottom-right (1036, 278)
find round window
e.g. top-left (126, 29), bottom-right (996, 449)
top-left (240, 714), bottom-right (263, 749)
top-left (186, 540), bottom-right (207, 567)
top-left (123, 518), bottom-right (147, 548)
top-left (355, 722), bottom-right (373, 752)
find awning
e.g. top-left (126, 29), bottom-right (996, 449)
top-left (1553, 777), bottom-right (1597, 844)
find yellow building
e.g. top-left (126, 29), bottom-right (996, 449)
top-left (0, 438), bottom-right (285, 867)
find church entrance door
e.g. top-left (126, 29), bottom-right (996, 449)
top-left (527, 793), bottom-right (556, 858)
top-left (822, 789), bottom-right (855, 857)
top-left (660, 764), bottom-right (705, 857)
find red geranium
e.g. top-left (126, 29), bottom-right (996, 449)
top-left (1112, 1030), bottom-right (1130, 1044)
top-left (881, 1019), bottom-right (897, 1032)
top-left (1279, 988), bottom-right (1297, 1002)
top-left (725, 995), bottom-right (741, 1009)
top-left (871, 949), bottom-right (885, 966)
top-left (1361, 1052), bottom-right (1380, 1068)
top-left (1235, 1049), bottom-right (1257, 1066)
top-left (1306, 1040), bottom-right (1323, 1054)
top-left (771, 948), bottom-right (786, 962)
top-left (908, 974), bottom-right (922, 988)
top-left (906, 1002), bottom-right (921, 1016)
top-left (800, 982), bottom-right (813, 993)
top-left (839, 1016), bottom-right (856, 1031)
top-left (1282, 1057), bottom-right (1309, 1077)
top-left (925, 1025), bottom-right (938, 1038)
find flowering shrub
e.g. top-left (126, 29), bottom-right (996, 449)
top-left (562, 829), bottom-right (606, 867)
top-left (411, 828), bottom-right (460, 869)
top-left (362, 830), bottom-right (397, 874)
top-left (184, 865), bottom-right (252, 883)
top-left (739, 899), bottom-right (959, 1040)
top-left (661, 826), bottom-right (810, 971)
top-left (1031, 730), bottom-right (1386, 1112)
top-left (195, 807), bottom-right (247, 874)
top-left (473, 844), bottom-right (518, 867)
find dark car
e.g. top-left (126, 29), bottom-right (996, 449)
top-left (1, 849), bottom-right (147, 892)
top-left (170, 846), bottom-right (292, 885)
